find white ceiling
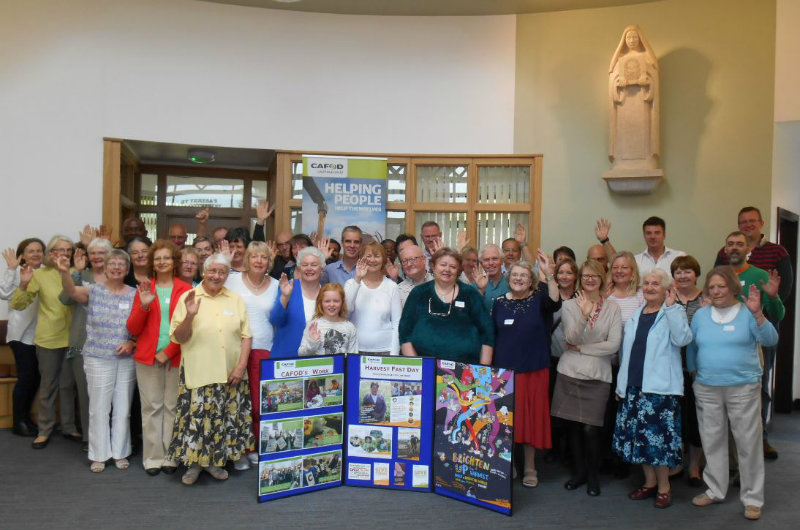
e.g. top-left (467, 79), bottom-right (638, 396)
top-left (200, 0), bottom-right (661, 17)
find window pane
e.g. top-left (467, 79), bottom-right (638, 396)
top-left (477, 212), bottom-right (528, 249)
top-left (251, 180), bottom-right (267, 208)
top-left (478, 166), bottom-right (530, 204)
top-left (165, 176), bottom-right (245, 208)
top-left (140, 174), bottom-right (158, 206)
top-left (415, 211), bottom-right (467, 248)
top-left (291, 161), bottom-right (303, 200)
top-left (416, 165), bottom-right (468, 203)
top-left (290, 207), bottom-right (303, 234)
top-left (141, 212), bottom-right (158, 241)
top-left (388, 164), bottom-right (406, 202)
top-left (385, 211), bottom-right (406, 240)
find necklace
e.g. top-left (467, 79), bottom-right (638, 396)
top-left (245, 273), bottom-right (267, 291)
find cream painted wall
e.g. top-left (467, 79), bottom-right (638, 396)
top-left (1, 0), bottom-right (517, 317)
top-left (514, 0), bottom-right (776, 270)
top-left (774, 0), bottom-right (800, 122)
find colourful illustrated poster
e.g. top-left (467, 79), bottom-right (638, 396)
top-left (433, 360), bottom-right (514, 515)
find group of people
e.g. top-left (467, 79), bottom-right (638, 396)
top-left (1, 205), bottom-right (791, 519)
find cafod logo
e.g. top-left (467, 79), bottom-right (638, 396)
top-left (310, 163), bottom-right (345, 170)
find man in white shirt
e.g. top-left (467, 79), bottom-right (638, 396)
top-left (634, 216), bottom-right (685, 278)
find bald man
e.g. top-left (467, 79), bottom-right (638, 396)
top-left (168, 223), bottom-right (188, 249)
top-left (586, 244), bottom-right (609, 272)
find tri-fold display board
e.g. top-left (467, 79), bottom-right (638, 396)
top-left (257, 354), bottom-right (514, 515)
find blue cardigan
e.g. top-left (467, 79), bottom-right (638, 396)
top-left (268, 279), bottom-right (307, 359)
top-left (615, 303), bottom-right (692, 397)
top-left (687, 305), bottom-right (778, 387)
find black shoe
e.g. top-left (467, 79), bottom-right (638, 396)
top-left (146, 468), bottom-right (161, 476)
top-left (12, 422), bottom-right (35, 437)
top-left (31, 437), bottom-right (49, 449)
top-left (587, 479), bottom-right (601, 497)
top-left (564, 479), bottom-right (586, 490)
top-left (81, 442), bottom-right (89, 453)
top-left (764, 441), bottom-right (778, 460)
top-left (688, 476), bottom-right (705, 488)
top-left (62, 432), bottom-right (82, 443)
top-left (161, 466), bottom-right (177, 475)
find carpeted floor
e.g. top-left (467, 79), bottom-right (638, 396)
top-left (1, 413), bottom-right (797, 530)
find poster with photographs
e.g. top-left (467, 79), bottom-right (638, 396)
top-left (433, 360), bottom-right (515, 515)
top-left (258, 356), bottom-right (345, 503)
top-left (345, 354), bottom-right (434, 491)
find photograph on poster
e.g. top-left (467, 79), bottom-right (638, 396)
top-left (259, 457), bottom-right (303, 495)
top-left (304, 376), bottom-right (344, 409)
top-left (348, 424), bottom-right (393, 459)
top-left (261, 378), bottom-right (304, 414)
top-left (260, 418), bottom-right (304, 454)
top-left (304, 413), bottom-right (343, 448)
top-left (394, 462), bottom-right (406, 486)
top-left (302, 450), bottom-right (342, 487)
top-left (412, 465), bottom-right (429, 488)
top-left (389, 391), bottom-right (421, 427)
top-left (391, 382), bottom-right (423, 396)
top-left (434, 362), bottom-right (514, 513)
top-left (359, 380), bottom-right (391, 423)
top-left (397, 428), bottom-right (421, 460)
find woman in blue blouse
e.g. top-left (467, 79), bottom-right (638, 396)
top-left (492, 253), bottom-right (560, 487)
top-left (612, 269), bottom-right (692, 509)
top-left (687, 266), bottom-right (778, 521)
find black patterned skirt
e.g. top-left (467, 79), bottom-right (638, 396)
top-left (612, 386), bottom-right (682, 467)
top-left (167, 366), bottom-right (254, 467)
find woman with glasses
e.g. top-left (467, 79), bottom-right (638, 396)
top-left (177, 247), bottom-right (200, 286)
top-left (10, 235), bottom-right (77, 449)
top-left (399, 248), bottom-right (493, 364)
top-left (125, 237), bottom-right (152, 287)
top-left (492, 254), bottom-right (560, 487)
top-left (57, 249), bottom-right (137, 473)
top-left (551, 259), bottom-right (622, 496)
top-left (126, 239), bottom-right (192, 475)
top-left (193, 236), bottom-right (214, 270)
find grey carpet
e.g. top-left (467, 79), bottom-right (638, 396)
top-left (1, 413), bottom-right (797, 529)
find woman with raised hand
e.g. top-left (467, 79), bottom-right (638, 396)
top-left (124, 236), bottom-right (152, 288)
top-left (224, 241), bottom-right (279, 468)
top-left (345, 241), bottom-right (401, 355)
top-left (551, 260), bottom-right (622, 497)
top-left (10, 235), bottom-right (76, 450)
top-left (613, 269), bottom-right (692, 509)
top-left (57, 249), bottom-right (137, 473)
top-left (126, 239), bottom-right (192, 476)
top-left (269, 246), bottom-right (325, 359)
top-left (0, 238), bottom-right (45, 436)
top-left (167, 253), bottom-right (253, 485)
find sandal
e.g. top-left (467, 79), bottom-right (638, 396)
top-left (182, 465), bottom-right (202, 485)
top-left (114, 458), bottom-right (130, 470)
top-left (206, 465), bottom-right (229, 481)
top-left (90, 461), bottom-right (106, 473)
top-left (523, 469), bottom-right (539, 488)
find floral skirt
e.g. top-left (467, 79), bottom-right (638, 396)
top-left (612, 386), bottom-right (682, 467)
top-left (167, 367), bottom-right (254, 467)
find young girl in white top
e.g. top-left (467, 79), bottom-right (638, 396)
top-left (299, 283), bottom-right (358, 356)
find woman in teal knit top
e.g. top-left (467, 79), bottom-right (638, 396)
top-left (399, 248), bottom-right (493, 365)
top-left (687, 266), bottom-right (777, 521)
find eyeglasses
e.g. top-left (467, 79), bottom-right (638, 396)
top-left (401, 256), bottom-right (424, 266)
top-left (181, 260), bottom-right (198, 267)
top-left (428, 297), bottom-right (453, 317)
top-left (581, 274), bottom-right (601, 281)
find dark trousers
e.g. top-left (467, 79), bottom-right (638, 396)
top-left (9, 341), bottom-right (40, 426)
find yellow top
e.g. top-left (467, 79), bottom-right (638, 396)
top-left (10, 266), bottom-right (73, 349)
top-left (170, 284), bottom-right (252, 389)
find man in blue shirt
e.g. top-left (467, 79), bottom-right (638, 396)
top-left (474, 244), bottom-right (509, 311)
top-left (322, 225), bottom-right (362, 285)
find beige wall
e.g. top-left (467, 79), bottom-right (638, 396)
top-left (515, 0), bottom-right (776, 270)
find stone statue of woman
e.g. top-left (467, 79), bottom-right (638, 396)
top-left (605, 25), bottom-right (663, 192)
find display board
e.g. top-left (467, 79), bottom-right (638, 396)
top-left (433, 360), bottom-right (515, 515)
top-left (258, 356), bottom-right (345, 502)
top-left (345, 354), bottom-right (435, 491)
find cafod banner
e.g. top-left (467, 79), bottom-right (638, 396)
top-left (302, 155), bottom-right (387, 239)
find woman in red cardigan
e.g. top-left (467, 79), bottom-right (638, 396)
top-left (127, 240), bottom-right (192, 476)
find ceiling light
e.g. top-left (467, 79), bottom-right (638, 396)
top-left (188, 149), bottom-right (215, 164)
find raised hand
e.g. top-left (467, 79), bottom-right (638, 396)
top-left (354, 257), bottom-right (368, 283)
top-left (279, 273), bottom-right (294, 298)
top-left (385, 259), bottom-right (399, 281)
top-left (137, 279), bottom-right (156, 309)
top-left (537, 248), bottom-right (554, 277)
top-left (73, 248), bottom-right (87, 272)
top-left (256, 200), bottom-right (275, 223)
top-left (195, 207), bottom-right (209, 223)
top-left (430, 236), bottom-right (443, 254)
top-left (456, 230), bottom-right (469, 251)
top-left (760, 270), bottom-right (781, 299)
top-left (470, 263), bottom-right (489, 292)
top-left (218, 239), bottom-right (233, 260)
top-left (576, 290), bottom-right (596, 319)
top-left (309, 320), bottom-right (321, 342)
top-left (665, 284), bottom-right (677, 306)
top-left (514, 222), bottom-right (527, 245)
top-left (54, 255), bottom-right (71, 273)
top-left (595, 218), bottom-right (611, 242)
top-left (266, 240), bottom-right (278, 258)
top-left (316, 236), bottom-right (332, 260)
top-left (744, 284), bottom-right (763, 315)
top-left (79, 224), bottom-right (97, 247)
top-left (97, 224), bottom-right (111, 240)
top-left (184, 290), bottom-right (201, 316)
top-left (2, 248), bottom-right (18, 269)
top-left (18, 263), bottom-right (33, 286)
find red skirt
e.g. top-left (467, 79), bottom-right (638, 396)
top-left (513, 368), bottom-right (552, 449)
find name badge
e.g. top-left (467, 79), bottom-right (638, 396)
top-left (504, 319), bottom-right (514, 326)
top-left (163, 297), bottom-right (170, 305)
top-left (454, 301), bottom-right (465, 308)
top-left (723, 325), bottom-right (736, 332)
top-left (222, 309), bottom-right (235, 316)
top-left (118, 302), bottom-right (130, 310)
top-left (740, 280), bottom-right (746, 286)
